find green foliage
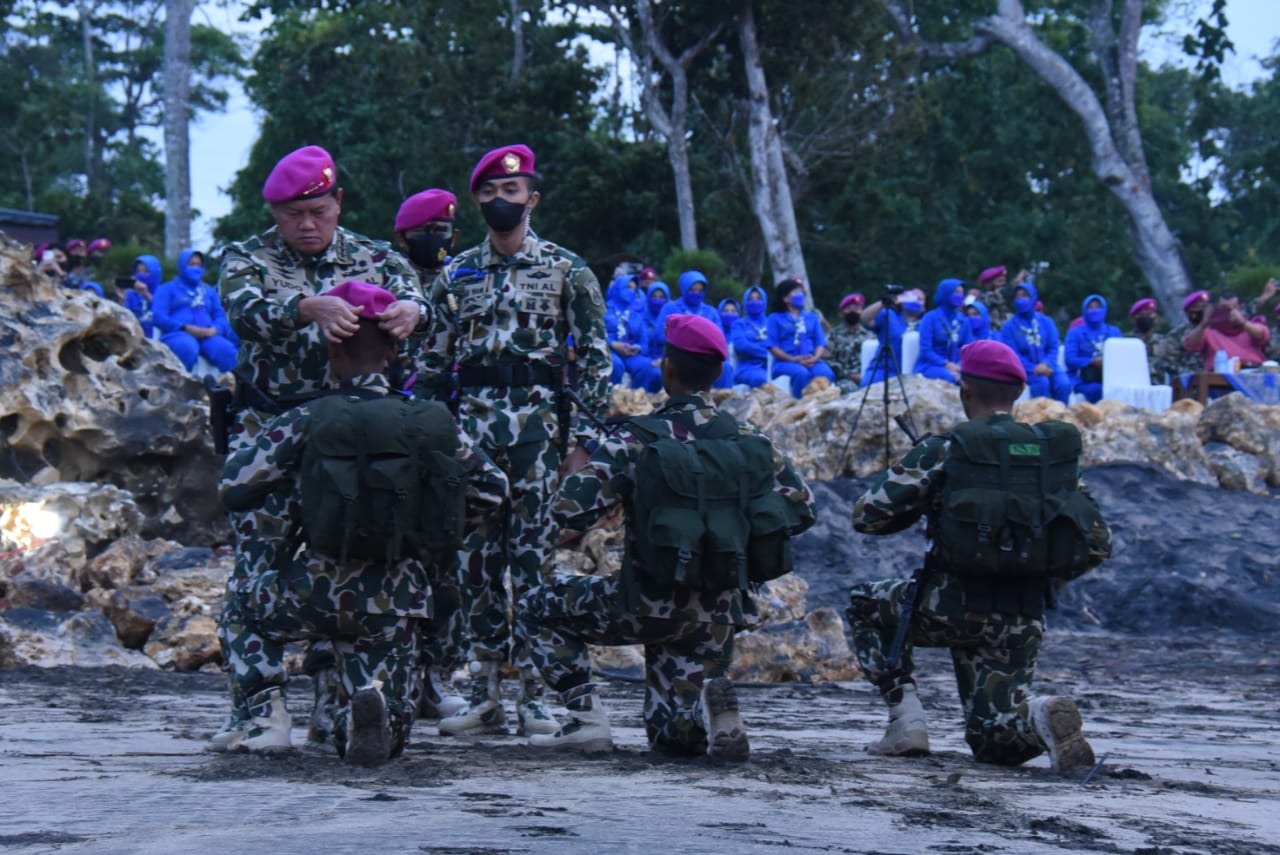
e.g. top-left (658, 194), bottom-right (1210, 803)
top-left (1226, 264), bottom-right (1280, 299)
top-left (0, 0), bottom-right (240, 249)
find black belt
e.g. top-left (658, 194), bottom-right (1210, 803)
top-left (456, 363), bottom-right (558, 388)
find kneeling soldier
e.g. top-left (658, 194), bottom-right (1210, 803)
top-left (216, 281), bottom-right (507, 764)
top-left (516, 314), bottom-right (817, 759)
top-left (848, 339), bottom-right (1111, 773)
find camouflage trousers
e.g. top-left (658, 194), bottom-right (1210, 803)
top-left (515, 573), bottom-right (735, 756)
top-left (422, 554), bottom-right (468, 674)
top-left (221, 564), bottom-right (421, 754)
top-left (460, 434), bottom-right (560, 670)
top-left (847, 578), bottom-right (1046, 766)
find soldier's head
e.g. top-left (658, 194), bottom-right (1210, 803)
top-left (1129, 298), bottom-right (1157, 334)
top-left (263, 145), bottom-right (343, 256)
top-left (661, 314), bottom-right (728, 394)
top-left (978, 265), bottom-right (1007, 292)
top-left (323, 281), bottom-right (398, 380)
top-left (1181, 290), bottom-right (1210, 325)
top-left (470, 144), bottom-right (540, 236)
top-left (958, 340), bottom-right (1025, 418)
top-left (395, 188), bottom-right (458, 273)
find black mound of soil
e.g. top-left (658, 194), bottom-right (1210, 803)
top-left (793, 463), bottom-right (1280, 636)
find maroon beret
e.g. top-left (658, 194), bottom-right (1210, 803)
top-left (839, 293), bottom-right (865, 312)
top-left (665, 314), bottom-right (727, 361)
top-left (960, 340), bottom-right (1026, 384)
top-left (470, 144), bottom-right (536, 193)
top-left (323, 280), bottom-right (396, 318)
top-left (1129, 298), bottom-right (1157, 316)
top-left (395, 189), bottom-right (458, 232)
top-left (978, 266), bottom-right (1007, 285)
top-left (262, 145), bottom-right (337, 204)
top-left (88, 238), bottom-right (111, 254)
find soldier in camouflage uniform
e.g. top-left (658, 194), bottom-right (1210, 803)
top-left (212, 145), bottom-right (432, 750)
top-left (1153, 290), bottom-right (1210, 388)
top-left (392, 188), bottom-right (472, 719)
top-left (827, 293), bottom-right (873, 393)
top-left (515, 314), bottom-right (817, 758)
top-left (1127, 298), bottom-right (1163, 384)
top-left (216, 282), bottom-right (508, 762)
top-left (848, 339), bottom-right (1111, 773)
top-left (413, 144), bottom-right (610, 738)
top-left (977, 266), bottom-right (1013, 330)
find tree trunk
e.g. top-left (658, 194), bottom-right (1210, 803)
top-left (163, 0), bottom-right (195, 258)
top-left (78, 0), bottom-right (100, 198)
top-left (977, 0), bottom-right (1191, 312)
top-left (738, 5), bottom-right (808, 294)
top-left (509, 0), bottom-right (525, 86)
top-left (666, 128), bottom-right (698, 251)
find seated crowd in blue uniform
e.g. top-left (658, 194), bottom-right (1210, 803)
top-left (605, 268), bottom-right (1138, 406)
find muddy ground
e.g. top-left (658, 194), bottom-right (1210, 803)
top-left (2, 631), bottom-right (1277, 855)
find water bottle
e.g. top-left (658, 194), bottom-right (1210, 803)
top-left (1214, 350), bottom-right (1229, 373)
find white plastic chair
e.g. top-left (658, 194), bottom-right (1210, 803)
top-left (764, 351), bottom-right (792, 396)
top-left (1059, 345), bottom-right (1087, 406)
top-left (1102, 337), bottom-right (1172, 412)
top-left (860, 339), bottom-right (879, 376)
top-left (900, 330), bottom-right (920, 374)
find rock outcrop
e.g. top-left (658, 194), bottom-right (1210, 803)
top-left (0, 237), bottom-right (225, 544)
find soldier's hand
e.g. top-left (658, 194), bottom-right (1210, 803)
top-left (298, 295), bottom-right (362, 343)
top-left (1263, 278), bottom-right (1278, 301)
top-left (375, 299), bottom-right (422, 340)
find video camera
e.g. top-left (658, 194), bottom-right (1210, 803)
top-left (882, 283), bottom-right (905, 308)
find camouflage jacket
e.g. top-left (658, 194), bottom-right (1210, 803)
top-left (982, 287), bottom-right (1013, 330)
top-left (852, 413), bottom-right (1111, 613)
top-left (549, 392), bottom-right (817, 625)
top-left (218, 372), bottom-right (509, 618)
top-left (1132, 330), bottom-right (1163, 384)
top-left (1152, 322), bottom-right (1204, 381)
top-left (220, 226), bottom-right (426, 401)
top-left (414, 230), bottom-right (609, 445)
top-left (827, 322), bottom-right (873, 384)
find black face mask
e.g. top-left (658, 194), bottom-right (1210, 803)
top-left (1134, 316), bottom-right (1155, 334)
top-left (479, 198), bottom-right (527, 233)
top-left (843, 312), bottom-right (860, 327)
top-left (406, 232), bottom-right (453, 270)
top-left (1187, 311), bottom-right (1204, 326)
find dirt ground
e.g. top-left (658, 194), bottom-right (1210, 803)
top-left (1, 632), bottom-right (1277, 855)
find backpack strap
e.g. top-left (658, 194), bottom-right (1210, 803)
top-left (1031, 423), bottom-right (1050, 541)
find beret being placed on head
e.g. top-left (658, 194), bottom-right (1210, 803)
top-left (978, 266), bottom-right (1007, 285)
top-left (395, 189), bottom-right (458, 232)
top-left (323, 280), bottom-right (396, 318)
top-left (839, 293), bottom-right (865, 312)
top-left (1129, 298), bottom-right (1157, 316)
top-left (1182, 290), bottom-right (1210, 311)
top-left (960, 339), bottom-right (1026, 384)
top-left (88, 238), bottom-right (111, 253)
top-left (470, 144), bottom-right (536, 193)
top-left (666, 314), bottom-right (728, 361)
top-left (262, 145), bottom-right (336, 204)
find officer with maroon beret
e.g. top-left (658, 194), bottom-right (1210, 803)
top-left (416, 144), bottom-right (610, 739)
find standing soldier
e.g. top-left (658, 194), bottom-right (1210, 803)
top-left (414, 144), bottom-right (610, 737)
top-left (847, 340), bottom-right (1111, 774)
top-left (392, 187), bottom-right (470, 718)
top-left (211, 144), bottom-right (431, 751)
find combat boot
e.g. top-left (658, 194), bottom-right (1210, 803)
top-left (701, 677), bottom-right (750, 762)
top-left (1029, 696), bottom-right (1095, 774)
top-left (305, 667), bottom-right (339, 751)
top-left (417, 667), bottom-right (468, 719)
top-left (342, 686), bottom-right (392, 767)
top-left (437, 660), bottom-right (507, 735)
top-left (528, 684), bottom-right (612, 753)
top-left (205, 712), bottom-right (248, 753)
top-left (867, 683), bottom-right (930, 756)
top-left (516, 668), bottom-right (559, 736)
top-left (229, 687), bottom-right (293, 752)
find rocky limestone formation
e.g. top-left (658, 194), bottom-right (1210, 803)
top-left (609, 376), bottom-right (1280, 494)
top-left (0, 237), bottom-right (226, 543)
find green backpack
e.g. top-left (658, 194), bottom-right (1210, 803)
top-left (625, 412), bottom-right (814, 592)
top-left (300, 394), bottom-right (474, 565)
top-left (935, 418), bottom-right (1103, 580)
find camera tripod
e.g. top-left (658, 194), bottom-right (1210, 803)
top-left (838, 307), bottom-right (921, 473)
